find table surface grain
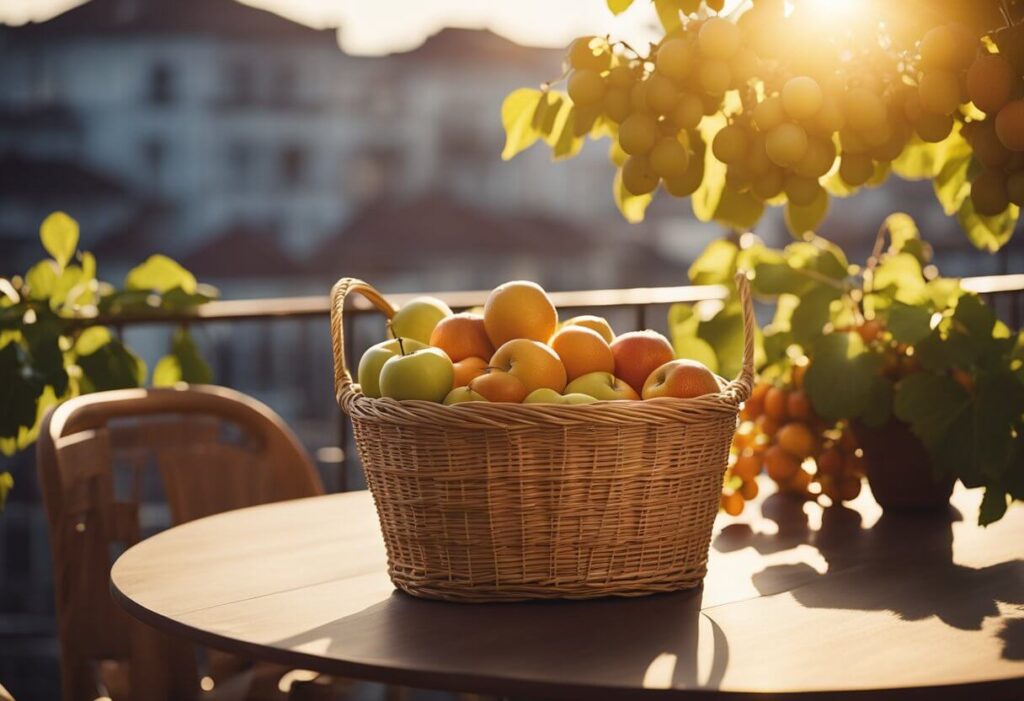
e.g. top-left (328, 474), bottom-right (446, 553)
top-left (110, 479), bottom-right (1024, 700)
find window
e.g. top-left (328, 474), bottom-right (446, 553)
top-left (147, 63), bottom-right (176, 105)
top-left (225, 62), bottom-right (256, 105)
top-left (227, 140), bottom-right (254, 187)
top-left (141, 137), bottom-right (167, 186)
top-left (272, 64), bottom-right (297, 107)
top-left (279, 146), bottom-right (307, 187)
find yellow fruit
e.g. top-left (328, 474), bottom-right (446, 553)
top-left (650, 137), bottom-right (690, 178)
top-left (782, 76), bottom-right (823, 120)
top-left (619, 113), bottom-right (659, 155)
top-left (765, 445), bottom-right (800, 482)
top-left (699, 17), bottom-right (741, 59)
top-left (622, 155), bottom-right (660, 195)
top-left (740, 478), bottom-right (759, 500)
top-left (567, 69), bottom-right (606, 107)
top-left (671, 93), bottom-right (705, 130)
top-left (657, 38), bottom-right (693, 80)
top-left (490, 339), bottom-right (567, 393)
top-left (712, 124), bottom-right (749, 164)
top-left (568, 36), bottom-right (611, 71)
top-left (995, 100), bottom-right (1024, 152)
top-left (915, 112), bottom-right (954, 143)
top-left (699, 60), bottom-right (732, 95)
top-left (754, 95), bottom-right (786, 132)
top-left (733, 451), bottom-right (762, 481)
top-left (563, 315), bottom-right (615, 344)
top-left (784, 174), bottom-right (823, 206)
top-left (483, 281), bottom-right (558, 347)
top-left (918, 70), bottom-right (962, 115)
top-left (839, 152), bottom-right (874, 187)
top-left (646, 73), bottom-right (680, 114)
top-left (764, 386), bottom-right (789, 422)
top-left (967, 53), bottom-right (1015, 115)
top-left (722, 491), bottom-right (745, 515)
top-left (765, 123), bottom-right (809, 167)
top-left (777, 422), bottom-right (816, 459)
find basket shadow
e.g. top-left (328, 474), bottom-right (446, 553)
top-left (267, 588), bottom-right (731, 695)
top-left (721, 497), bottom-right (1024, 661)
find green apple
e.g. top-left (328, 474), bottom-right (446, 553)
top-left (562, 392), bottom-right (599, 405)
top-left (379, 346), bottom-right (454, 402)
top-left (523, 388), bottom-right (563, 404)
top-left (357, 338), bottom-right (427, 398)
top-left (388, 296), bottom-right (453, 344)
top-left (564, 371), bottom-right (640, 401)
top-left (444, 387), bottom-right (487, 405)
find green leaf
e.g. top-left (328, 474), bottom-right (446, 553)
top-left (26, 261), bottom-right (59, 300)
top-left (956, 199), bottom-right (1019, 253)
top-left (160, 286), bottom-right (218, 309)
top-left (74, 327), bottom-right (112, 356)
top-left (713, 187), bottom-right (765, 231)
top-left (688, 239), bottom-right (738, 286)
top-left (612, 168), bottom-right (653, 223)
top-left (979, 487), bottom-right (1009, 526)
top-left (692, 118), bottom-right (727, 223)
top-left (886, 302), bottom-right (933, 345)
top-left (77, 339), bottom-right (147, 391)
top-left (501, 88), bottom-right (545, 161)
top-left (925, 278), bottom-right (963, 310)
top-left (125, 255), bottom-right (197, 294)
top-left (784, 188), bottom-right (830, 236)
top-left (872, 252), bottom-right (926, 304)
top-left (23, 318), bottom-right (68, 396)
top-left (696, 301), bottom-right (748, 380)
top-left (40, 212), bottom-right (79, 269)
top-left (883, 213), bottom-right (919, 253)
top-left (171, 328), bottom-right (212, 384)
top-left (932, 135), bottom-right (972, 215)
top-left (893, 372), bottom-right (970, 448)
top-left (804, 332), bottom-right (882, 421)
top-left (861, 375), bottom-right (893, 428)
top-left (607, 0), bottom-right (635, 13)
top-left (973, 369), bottom-right (1024, 478)
top-left (653, 0), bottom-right (682, 32)
top-left (790, 285), bottom-right (841, 348)
top-left (668, 303), bottom-right (720, 373)
top-left (0, 342), bottom-right (44, 439)
top-left (893, 138), bottom-right (942, 180)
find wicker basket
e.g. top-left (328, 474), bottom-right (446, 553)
top-left (330, 273), bottom-right (755, 602)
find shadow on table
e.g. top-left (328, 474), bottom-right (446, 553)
top-left (269, 587), bottom-right (730, 695)
top-left (714, 494), bottom-right (1024, 660)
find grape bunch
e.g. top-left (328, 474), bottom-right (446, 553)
top-left (544, 0), bottom-right (1024, 233)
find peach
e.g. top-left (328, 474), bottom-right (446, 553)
top-left (429, 313), bottom-right (494, 363)
top-left (452, 356), bottom-right (488, 388)
top-left (549, 325), bottom-right (614, 381)
top-left (483, 280), bottom-right (558, 347)
top-left (610, 330), bottom-right (675, 394)
top-left (641, 359), bottom-right (721, 399)
top-left (490, 339), bottom-right (567, 393)
top-left (469, 369), bottom-right (528, 403)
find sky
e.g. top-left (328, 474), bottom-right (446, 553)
top-left (0, 0), bottom-right (671, 55)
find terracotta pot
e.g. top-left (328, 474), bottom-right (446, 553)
top-left (851, 420), bottom-right (955, 510)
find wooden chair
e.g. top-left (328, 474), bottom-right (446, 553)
top-left (36, 385), bottom-right (332, 701)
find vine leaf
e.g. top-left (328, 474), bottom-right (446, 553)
top-left (956, 199), bottom-right (1019, 253)
top-left (607, 0), bottom-right (635, 14)
top-left (153, 328), bottom-right (213, 387)
top-left (125, 255), bottom-right (198, 294)
top-left (40, 211), bottom-right (79, 269)
top-left (804, 332), bottom-right (882, 421)
top-left (784, 188), bottom-right (830, 236)
top-left (613, 168), bottom-right (653, 223)
top-left (500, 88), bottom-right (544, 161)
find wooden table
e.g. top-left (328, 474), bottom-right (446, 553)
top-left (110, 480), bottom-right (1024, 700)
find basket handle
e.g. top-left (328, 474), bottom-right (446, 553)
top-left (330, 278), bottom-right (397, 406)
top-left (724, 271), bottom-right (756, 405)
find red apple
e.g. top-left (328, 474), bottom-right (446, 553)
top-left (610, 330), bottom-right (675, 394)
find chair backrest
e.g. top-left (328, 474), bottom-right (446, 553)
top-left (36, 385), bottom-right (324, 701)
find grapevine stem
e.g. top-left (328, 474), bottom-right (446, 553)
top-left (791, 266), bottom-right (847, 291)
top-left (540, 66), bottom-right (570, 91)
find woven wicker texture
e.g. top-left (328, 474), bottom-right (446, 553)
top-left (330, 274), bottom-right (755, 601)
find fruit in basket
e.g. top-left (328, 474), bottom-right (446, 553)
top-left (609, 330), bottom-right (675, 394)
top-left (641, 359), bottom-right (720, 399)
top-left (389, 297), bottom-right (453, 344)
top-left (549, 325), bottom-right (615, 381)
top-left (452, 356), bottom-right (488, 388)
top-left (524, 388), bottom-right (599, 405)
top-left (565, 371), bottom-right (640, 401)
top-left (357, 337), bottom-right (428, 398)
top-left (483, 280), bottom-right (558, 346)
top-left (429, 313), bottom-right (494, 362)
top-left (444, 387), bottom-right (487, 404)
top-left (469, 369), bottom-right (529, 403)
top-left (378, 344), bottom-right (454, 402)
top-left (561, 315), bottom-right (615, 344)
top-left (490, 339), bottom-right (568, 392)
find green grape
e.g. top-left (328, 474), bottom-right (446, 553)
top-left (604, 88), bottom-right (632, 123)
top-left (915, 112), bottom-right (954, 143)
top-left (920, 24), bottom-right (976, 71)
top-left (753, 95), bottom-right (785, 132)
top-left (567, 69), bottom-right (607, 106)
top-left (869, 129), bottom-right (909, 162)
top-left (918, 70), bottom-right (962, 116)
top-left (726, 168), bottom-right (752, 193)
top-left (630, 81), bottom-right (651, 114)
top-left (971, 120), bottom-right (1011, 168)
top-left (573, 104), bottom-right (603, 137)
top-left (706, 0), bottom-right (725, 11)
top-left (608, 64), bottom-right (638, 90)
top-left (844, 87), bottom-right (887, 131)
top-left (970, 169), bottom-right (1009, 215)
top-left (678, 0), bottom-right (702, 14)
top-left (752, 166), bottom-right (785, 199)
top-left (657, 38), bottom-right (693, 81)
top-left (650, 136), bottom-right (691, 178)
top-left (671, 93), bottom-right (705, 130)
top-left (730, 47), bottom-right (759, 87)
top-left (699, 60), bottom-right (732, 96)
top-left (619, 113), bottom-right (659, 155)
top-left (646, 73), bottom-right (681, 114)
top-left (1008, 171), bottom-right (1024, 206)
top-left (701, 92), bottom-right (724, 115)
top-left (839, 152), bottom-right (874, 186)
top-left (784, 174), bottom-right (824, 205)
top-left (712, 124), bottom-right (749, 164)
top-left (568, 36), bottom-right (612, 71)
top-left (765, 123), bottom-right (809, 167)
top-left (813, 96), bottom-right (846, 135)
top-left (839, 127), bottom-right (868, 155)
top-left (793, 137), bottom-right (837, 178)
top-left (746, 133), bottom-right (773, 177)
top-left (664, 162), bottom-right (704, 197)
top-left (996, 100), bottom-right (1024, 152)
top-left (861, 122), bottom-right (892, 148)
top-left (782, 76), bottom-right (824, 121)
top-left (622, 155), bottom-right (660, 195)
top-left (699, 17), bottom-right (741, 60)
top-left (903, 90), bottom-right (923, 123)
top-left (967, 53), bottom-right (1014, 115)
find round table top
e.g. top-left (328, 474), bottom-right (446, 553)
top-left (111, 479), bottom-right (1024, 700)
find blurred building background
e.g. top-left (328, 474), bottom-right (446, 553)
top-left (0, 0), bottom-right (1022, 698)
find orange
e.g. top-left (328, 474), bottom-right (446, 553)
top-left (549, 326), bottom-right (614, 381)
top-left (777, 422), bottom-right (816, 459)
top-left (452, 356), bottom-right (488, 388)
top-left (721, 491), bottom-right (744, 516)
top-left (430, 313), bottom-right (494, 362)
top-left (740, 478), bottom-right (759, 500)
top-left (490, 339), bottom-right (567, 393)
top-left (483, 281), bottom-right (558, 347)
top-left (764, 445), bottom-right (800, 483)
top-left (469, 370), bottom-right (528, 403)
top-left (562, 315), bottom-right (615, 344)
top-left (763, 386), bottom-right (789, 421)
